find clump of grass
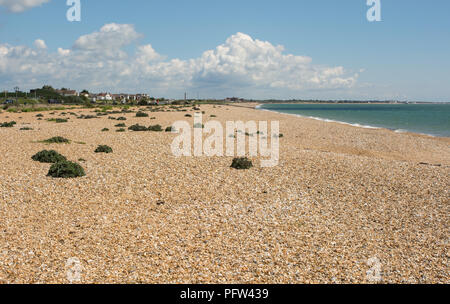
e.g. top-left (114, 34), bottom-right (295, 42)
top-left (47, 161), bottom-right (85, 178)
top-left (136, 112), bottom-right (149, 117)
top-left (128, 124), bottom-right (148, 131)
top-left (77, 115), bottom-right (97, 120)
top-left (274, 133), bottom-right (284, 138)
top-left (47, 118), bottom-right (68, 123)
top-left (116, 117), bottom-right (127, 121)
top-left (184, 114), bottom-right (192, 117)
top-left (0, 121), bottom-right (16, 128)
top-left (115, 123), bottom-right (126, 127)
top-left (148, 124), bottom-right (163, 132)
top-left (42, 136), bottom-right (70, 144)
top-left (95, 145), bottom-right (113, 153)
top-left (231, 157), bottom-right (253, 170)
top-left (165, 126), bottom-right (174, 132)
top-left (36, 114), bottom-right (44, 117)
top-left (20, 127), bottom-right (33, 131)
top-left (210, 115), bottom-right (217, 118)
top-left (116, 128), bottom-right (126, 132)
top-left (101, 128), bottom-right (109, 132)
top-left (32, 150), bottom-right (67, 163)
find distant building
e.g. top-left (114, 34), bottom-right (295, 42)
top-left (56, 89), bottom-right (78, 97)
top-left (96, 93), bottom-right (113, 101)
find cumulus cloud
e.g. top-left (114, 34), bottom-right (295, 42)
top-left (34, 39), bottom-right (47, 49)
top-left (0, 0), bottom-right (50, 13)
top-left (74, 23), bottom-right (142, 50)
top-left (0, 24), bottom-right (359, 98)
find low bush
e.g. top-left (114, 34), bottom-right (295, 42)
top-left (47, 161), bottom-right (85, 178)
top-left (185, 114), bottom-right (192, 117)
top-left (116, 128), bottom-right (126, 132)
top-left (115, 123), bottom-right (126, 127)
top-left (136, 112), bottom-right (149, 117)
top-left (101, 128), bottom-right (109, 132)
top-left (43, 136), bottom-right (70, 144)
top-left (94, 145), bottom-right (113, 153)
top-left (32, 150), bottom-right (67, 163)
top-left (116, 117), bottom-right (127, 121)
top-left (47, 118), bottom-right (68, 123)
top-left (165, 126), bottom-right (174, 132)
top-left (20, 127), bottom-right (33, 130)
top-left (128, 124), bottom-right (148, 131)
top-left (231, 157), bottom-right (253, 170)
top-left (148, 124), bottom-right (163, 132)
top-left (0, 121), bottom-right (16, 128)
top-left (77, 115), bottom-right (96, 120)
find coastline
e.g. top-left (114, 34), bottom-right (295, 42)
top-left (0, 104), bottom-right (449, 283)
top-left (255, 103), bottom-right (450, 139)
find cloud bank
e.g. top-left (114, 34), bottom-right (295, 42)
top-left (0, 0), bottom-right (50, 13)
top-left (0, 23), bottom-right (360, 98)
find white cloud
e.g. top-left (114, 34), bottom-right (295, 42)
top-left (0, 24), bottom-right (359, 98)
top-left (34, 39), bottom-right (47, 49)
top-left (0, 0), bottom-right (50, 13)
top-left (74, 23), bottom-right (142, 51)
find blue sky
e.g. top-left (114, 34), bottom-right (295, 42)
top-left (0, 0), bottom-right (449, 101)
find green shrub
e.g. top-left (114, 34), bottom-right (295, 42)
top-left (43, 136), bottom-right (70, 144)
top-left (36, 114), bottom-right (44, 117)
top-left (116, 128), bottom-right (126, 132)
top-left (136, 112), bottom-right (149, 117)
top-left (148, 124), bottom-right (163, 132)
top-left (47, 161), bottom-right (85, 178)
top-left (47, 118), bottom-right (68, 123)
top-left (128, 124), bottom-right (148, 131)
top-left (95, 145), bottom-right (113, 153)
top-left (185, 114), bottom-right (192, 117)
top-left (101, 128), bottom-right (109, 132)
top-left (115, 123), bottom-right (126, 127)
top-left (231, 157), bottom-right (253, 170)
top-left (116, 117), bottom-right (127, 121)
top-left (165, 126), bottom-right (174, 132)
top-left (20, 127), bottom-right (33, 131)
top-left (210, 115), bottom-right (217, 118)
top-left (77, 115), bottom-right (96, 120)
top-left (0, 121), bottom-right (16, 128)
top-left (32, 150), bottom-right (67, 163)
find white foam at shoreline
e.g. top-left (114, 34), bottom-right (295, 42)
top-left (257, 107), bottom-right (381, 130)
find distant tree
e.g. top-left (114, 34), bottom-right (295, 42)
top-left (81, 89), bottom-right (89, 95)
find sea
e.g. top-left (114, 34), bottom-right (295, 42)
top-left (258, 103), bottom-right (450, 138)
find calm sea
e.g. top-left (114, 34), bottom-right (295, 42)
top-left (259, 103), bottom-right (450, 138)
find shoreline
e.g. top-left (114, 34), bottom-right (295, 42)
top-left (255, 104), bottom-right (450, 140)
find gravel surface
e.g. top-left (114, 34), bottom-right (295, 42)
top-left (0, 104), bottom-right (448, 284)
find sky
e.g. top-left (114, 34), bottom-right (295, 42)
top-left (0, 0), bottom-right (449, 101)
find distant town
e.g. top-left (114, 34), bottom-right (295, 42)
top-left (1, 85), bottom-right (446, 106)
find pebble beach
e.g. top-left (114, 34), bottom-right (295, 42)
top-left (0, 103), bottom-right (448, 284)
